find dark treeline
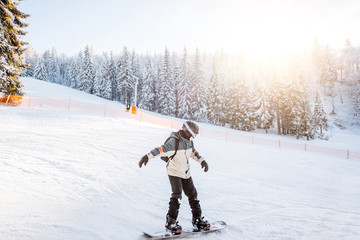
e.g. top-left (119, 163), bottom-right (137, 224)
top-left (22, 39), bottom-right (360, 140)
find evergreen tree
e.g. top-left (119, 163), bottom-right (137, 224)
top-left (178, 47), bottom-right (192, 119)
top-left (108, 52), bottom-right (117, 100)
top-left (238, 78), bottom-right (256, 131)
top-left (269, 72), bottom-right (285, 135)
top-left (228, 79), bottom-right (242, 129)
top-left (351, 78), bottom-right (360, 118)
top-left (321, 46), bottom-right (337, 114)
top-left (158, 48), bottom-right (175, 116)
top-left (284, 76), bottom-right (302, 136)
top-left (254, 85), bottom-right (272, 133)
top-left (68, 57), bottom-right (79, 88)
top-left (48, 47), bottom-right (60, 83)
top-left (0, 0), bottom-right (29, 95)
top-left (171, 52), bottom-right (181, 117)
top-left (22, 46), bottom-right (37, 77)
top-left (341, 39), bottom-right (356, 81)
top-left (33, 57), bottom-right (46, 81)
top-left (131, 49), bottom-right (142, 106)
top-left (190, 48), bottom-right (207, 121)
top-left (117, 46), bottom-right (136, 104)
top-left (140, 58), bottom-right (156, 111)
top-left (297, 74), bottom-right (314, 140)
top-left (78, 45), bottom-right (95, 94)
top-left (94, 54), bottom-right (111, 99)
top-left (207, 60), bottom-right (221, 124)
top-left (313, 91), bottom-right (328, 137)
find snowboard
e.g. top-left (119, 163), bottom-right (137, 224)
top-left (143, 221), bottom-right (226, 239)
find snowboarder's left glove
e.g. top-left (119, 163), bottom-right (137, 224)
top-left (139, 155), bottom-right (149, 168)
top-left (201, 160), bottom-right (209, 172)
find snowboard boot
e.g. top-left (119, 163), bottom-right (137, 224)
top-left (165, 215), bottom-right (182, 235)
top-left (192, 216), bottom-right (211, 230)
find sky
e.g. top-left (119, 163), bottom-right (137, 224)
top-left (19, 0), bottom-right (360, 56)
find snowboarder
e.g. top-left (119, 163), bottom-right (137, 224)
top-left (139, 120), bottom-right (210, 235)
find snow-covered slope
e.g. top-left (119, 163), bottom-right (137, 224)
top-left (1, 78), bottom-right (360, 240)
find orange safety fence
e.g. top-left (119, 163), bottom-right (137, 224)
top-left (0, 94), bottom-right (23, 106)
top-left (1, 94), bottom-right (360, 161)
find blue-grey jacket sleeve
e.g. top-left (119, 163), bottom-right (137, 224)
top-left (147, 138), bottom-right (177, 159)
top-left (191, 142), bottom-right (204, 163)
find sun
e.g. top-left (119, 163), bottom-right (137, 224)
top-left (198, 2), bottom-right (315, 62)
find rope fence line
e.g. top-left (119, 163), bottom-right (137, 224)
top-left (1, 95), bottom-right (359, 161)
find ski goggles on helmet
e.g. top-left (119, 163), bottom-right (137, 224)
top-left (183, 121), bottom-right (198, 138)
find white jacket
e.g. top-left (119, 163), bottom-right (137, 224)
top-left (147, 131), bottom-right (204, 179)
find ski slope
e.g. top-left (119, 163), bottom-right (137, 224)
top-left (1, 78), bottom-right (360, 240)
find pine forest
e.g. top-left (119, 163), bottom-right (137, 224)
top-left (20, 41), bottom-right (360, 140)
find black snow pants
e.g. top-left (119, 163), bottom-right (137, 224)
top-left (167, 175), bottom-right (201, 220)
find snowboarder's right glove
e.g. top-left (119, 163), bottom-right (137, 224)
top-left (201, 160), bottom-right (209, 172)
top-left (139, 155), bottom-right (149, 168)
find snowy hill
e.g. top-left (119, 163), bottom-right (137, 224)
top-left (1, 78), bottom-right (360, 240)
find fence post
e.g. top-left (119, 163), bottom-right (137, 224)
top-left (28, 94), bottom-right (32, 108)
top-left (5, 94), bottom-right (11, 105)
top-left (68, 97), bottom-right (71, 111)
top-left (347, 150), bottom-right (350, 159)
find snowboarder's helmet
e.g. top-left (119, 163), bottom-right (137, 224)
top-left (182, 121), bottom-right (199, 138)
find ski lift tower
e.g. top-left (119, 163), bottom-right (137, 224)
top-left (131, 78), bottom-right (138, 114)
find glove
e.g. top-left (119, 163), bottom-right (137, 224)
top-left (201, 160), bottom-right (209, 172)
top-left (139, 155), bottom-right (149, 168)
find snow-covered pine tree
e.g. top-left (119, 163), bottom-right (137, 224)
top-left (190, 48), bottom-right (207, 121)
top-left (311, 38), bottom-right (323, 85)
top-left (269, 72), bottom-right (285, 135)
top-left (341, 39), bottom-right (356, 82)
top-left (207, 59), bottom-right (221, 124)
top-left (48, 47), bottom-right (60, 83)
top-left (78, 45), bottom-right (96, 94)
top-left (108, 52), bottom-right (117, 101)
top-left (94, 54), bottom-right (111, 99)
top-left (238, 77), bottom-right (256, 131)
top-left (284, 76), bottom-right (303, 136)
top-left (22, 46), bottom-right (37, 77)
top-left (0, 0), bottom-right (29, 95)
top-left (313, 91), bottom-right (328, 137)
top-left (217, 74), bottom-right (228, 127)
top-left (68, 57), bottom-right (79, 88)
top-left (131, 49), bottom-right (142, 106)
top-left (171, 52), bottom-right (181, 117)
top-left (227, 78), bottom-right (242, 129)
top-left (117, 46), bottom-right (137, 104)
top-left (33, 57), bottom-right (46, 81)
top-left (58, 55), bottom-right (68, 86)
top-left (140, 58), bottom-right (156, 111)
top-left (42, 50), bottom-right (51, 82)
top-left (321, 46), bottom-right (337, 114)
top-left (178, 47), bottom-right (192, 119)
top-left (297, 73), bottom-right (315, 140)
top-left (254, 85), bottom-right (272, 133)
top-left (158, 48), bottom-right (175, 116)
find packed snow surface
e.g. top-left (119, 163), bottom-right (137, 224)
top-left (1, 78), bottom-right (360, 240)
